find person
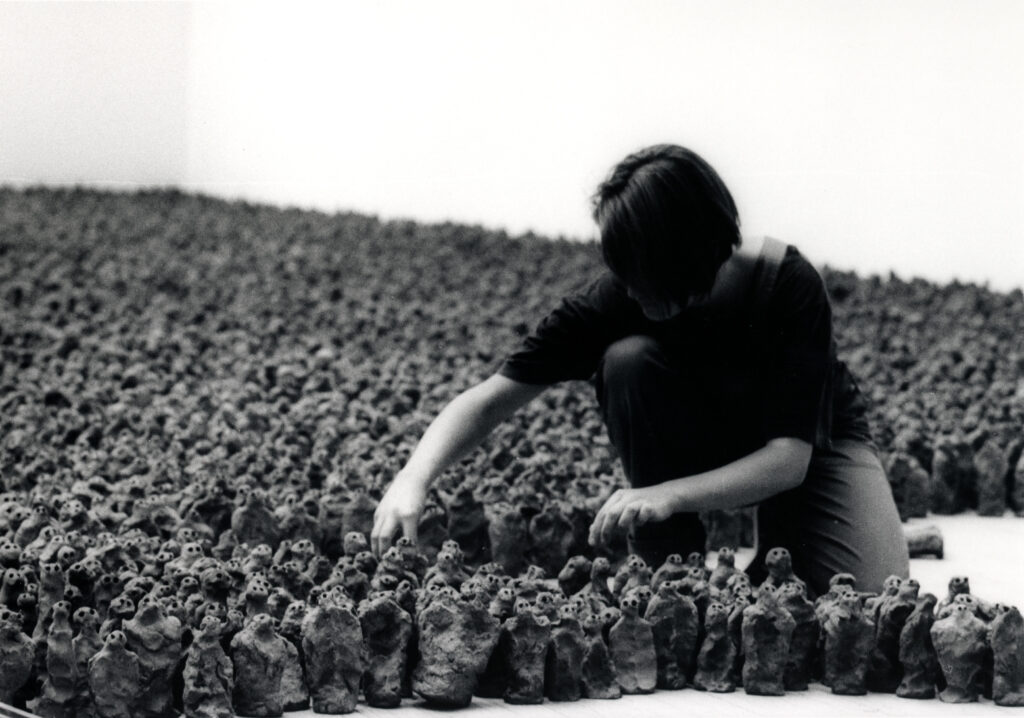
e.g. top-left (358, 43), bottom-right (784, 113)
top-left (371, 143), bottom-right (908, 596)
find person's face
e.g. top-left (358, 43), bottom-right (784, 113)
top-left (624, 281), bottom-right (684, 321)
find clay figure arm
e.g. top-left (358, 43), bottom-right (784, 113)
top-left (588, 437), bottom-right (812, 547)
top-left (371, 373), bottom-right (545, 556)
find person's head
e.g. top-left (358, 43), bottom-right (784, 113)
top-left (592, 144), bottom-right (741, 319)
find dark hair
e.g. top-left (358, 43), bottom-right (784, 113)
top-left (592, 144), bottom-right (741, 303)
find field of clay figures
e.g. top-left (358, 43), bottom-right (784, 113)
top-left (2, 186), bottom-right (1024, 717)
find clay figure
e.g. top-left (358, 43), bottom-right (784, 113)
top-left (741, 588), bottom-right (795, 695)
top-left (759, 547), bottom-right (805, 594)
top-left (527, 504), bottom-right (575, 577)
top-left (72, 606), bottom-right (103, 715)
top-left (500, 601), bottom-right (552, 704)
top-left (278, 630), bottom-right (308, 712)
top-left (182, 616), bottom-right (234, 718)
top-left (230, 489), bottom-right (281, 550)
top-left (87, 631), bottom-right (142, 718)
top-left (302, 594), bottom-right (364, 713)
top-left (931, 603), bottom-right (988, 702)
top-left (0, 608), bottom-right (34, 704)
top-left (609, 596), bottom-right (657, 694)
top-left (708, 547), bottom-right (739, 591)
top-left (777, 582), bottom-right (818, 691)
top-left (694, 601), bottom-right (736, 693)
top-left (612, 554), bottom-right (652, 598)
top-left (577, 556), bottom-right (616, 611)
top-left (558, 555), bottom-right (593, 598)
top-left (727, 595), bottom-right (750, 685)
top-left (990, 605), bottom-right (1024, 706)
top-left (903, 524), bottom-right (944, 559)
top-left (935, 575), bottom-right (970, 617)
top-left (359, 593), bottom-right (413, 708)
top-left (545, 603), bottom-right (586, 701)
top-left (868, 577), bottom-right (918, 692)
top-left (974, 439), bottom-right (1008, 516)
top-left (651, 553), bottom-right (688, 591)
top-left (122, 594), bottom-right (182, 718)
top-left (822, 591), bottom-right (874, 694)
top-left (29, 600), bottom-right (78, 718)
top-left (580, 613), bottom-right (621, 699)
top-left (230, 613), bottom-right (289, 716)
top-left (644, 581), bottom-right (699, 688)
top-left (896, 593), bottom-right (940, 699)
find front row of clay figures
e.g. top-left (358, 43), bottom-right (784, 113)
top-left (3, 539), bottom-right (1024, 717)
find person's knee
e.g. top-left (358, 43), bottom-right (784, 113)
top-left (600, 335), bottom-right (662, 387)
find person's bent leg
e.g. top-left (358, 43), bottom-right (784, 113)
top-left (751, 439), bottom-right (909, 596)
top-left (595, 335), bottom-right (708, 567)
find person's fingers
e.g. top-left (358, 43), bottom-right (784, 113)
top-left (400, 514), bottom-right (418, 547)
top-left (373, 515), bottom-right (397, 557)
top-left (637, 504), bottom-right (655, 526)
top-left (616, 503), bottom-right (640, 534)
top-left (599, 502), bottom-right (625, 547)
top-left (588, 504), bottom-right (611, 546)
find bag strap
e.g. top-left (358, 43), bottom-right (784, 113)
top-left (753, 236), bottom-right (788, 310)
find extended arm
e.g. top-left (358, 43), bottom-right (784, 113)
top-left (588, 437), bottom-right (812, 547)
top-left (371, 373), bottom-right (546, 556)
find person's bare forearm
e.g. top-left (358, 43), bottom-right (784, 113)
top-left (589, 437), bottom-right (813, 547)
top-left (397, 382), bottom-right (508, 487)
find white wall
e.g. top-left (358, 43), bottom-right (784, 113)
top-left (2, 1), bottom-right (1022, 291)
top-left (0, 2), bottom-right (189, 187)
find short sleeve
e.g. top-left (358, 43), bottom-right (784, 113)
top-left (759, 249), bottom-right (833, 444)
top-left (498, 273), bottom-right (640, 385)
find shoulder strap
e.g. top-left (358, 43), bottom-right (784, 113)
top-left (753, 236), bottom-right (788, 310)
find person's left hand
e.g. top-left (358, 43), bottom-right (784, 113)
top-left (588, 485), bottom-right (679, 547)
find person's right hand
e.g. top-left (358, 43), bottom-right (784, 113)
top-left (371, 472), bottom-right (428, 557)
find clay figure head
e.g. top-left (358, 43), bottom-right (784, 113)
top-left (592, 557), bottom-right (611, 578)
top-left (291, 538), bottom-right (315, 559)
top-left (105, 630), bottom-right (128, 649)
top-left (897, 578), bottom-right (920, 601)
top-left (514, 599), bottom-right (533, 616)
top-left (558, 603), bottom-right (579, 622)
top-left (948, 576), bottom-right (970, 597)
top-left (663, 553), bottom-right (684, 568)
top-left (619, 596), bottom-right (640, 617)
top-left (250, 613), bottom-right (275, 636)
top-left (74, 606), bottom-right (100, 628)
top-left (197, 615), bottom-right (223, 641)
top-left (705, 601), bottom-right (728, 627)
top-left (108, 595), bottom-right (135, 618)
top-left (765, 547), bottom-right (792, 577)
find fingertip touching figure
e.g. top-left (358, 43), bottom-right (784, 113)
top-left (372, 143), bottom-right (909, 596)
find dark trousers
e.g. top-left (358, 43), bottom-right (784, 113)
top-left (595, 335), bottom-right (909, 596)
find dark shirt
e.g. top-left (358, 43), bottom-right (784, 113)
top-left (498, 245), bottom-right (872, 461)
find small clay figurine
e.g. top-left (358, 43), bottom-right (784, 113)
top-left (182, 616), bottom-right (234, 718)
top-left (231, 613), bottom-right (289, 716)
top-left (87, 631), bottom-right (142, 718)
top-left (935, 575), bottom-right (970, 617)
top-left (777, 582), bottom-right (819, 691)
top-left (558, 555), bottom-right (593, 598)
top-left (578, 556), bottom-right (616, 611)
top-left (931, 603), bottom-right (988, 703)
top-left (359, 593), bottom-right (413, 708)
top-left (644, 580), bottom-right (699, 689)
top-left (741, 588), bottom-right (796, 695)
top-left (609, 596), bottom-right (657, 694)
top-left (822, 591), bottom-right (874, 695)
top-left (581, 612), bottom-right (621, 700)
top-left (122, 594), bottom-right (183, 718)
top-left (759, 547), bottom-right (805, 594)
top-left (612, 555), bottom-right (651, 598)
top-left (868, 577), bottom-right (919, 692)
top-left (990, 605), bottom-right (1024, 706)
top-left (708, 547), bottom-right (739, 591)
top-left (413, 587), bottom-right (501, 707)
top-left (0, 608), bottom-right (34, 705)
top-left (72, 606), bottom-right (103, 714)
top-left (651, 553), bottom-right (688, 591)
top-left (694, 601), bottom-right (736, 693)
top-left (897, 593), bottom-right (940, 699)
top-left (544, 603), bottom-right (586, 702)
top-left (302, 596), bottom-right (364, 713)
top-left (500, 600), bottom-right (552, 704)
top-left (29, 600), bottom-right (78, 718)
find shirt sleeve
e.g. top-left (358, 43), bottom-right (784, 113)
top-left (759, 249), bottom-right (833, 444)
top-left (498, 273), bottom-right (641, 385)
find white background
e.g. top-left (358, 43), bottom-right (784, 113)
top-left (2, 1), bottom-right (1021, 290)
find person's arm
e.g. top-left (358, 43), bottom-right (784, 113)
top-left (588, 437), bottom-right (812, 547)
top-left (371, 373), bottom-right (545, 556)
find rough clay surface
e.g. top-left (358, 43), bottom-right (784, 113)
top-left (822, 593), bottom-right (874, 695)
top-left (580, 614), bottom-right (621, 700)
top-left (609, 597), bottom-right (657, 695)
top-left (544, 608), bottom-right (586, 702)
top-left (87, 631), bottom-right (142, 718)
top-left (990, 605), bottom-right (1024, 707)
top-left (182, 618), bottom-right (234, 718)
top-left (694, 602), bottom-right (736, 693)
top-left (931, 604), bottom-right (989, 703)
top-left (412, 591), bottom-right (500, 707)
top-left (741, 590), bottom-right (796, 696)
top-left (896, 593), bottom-right (940, 699)
top-left (230, 613), bottom-right (289, 717)
top-left (302, 599), bottom-right (364, 714)
top-left (644, 582), bottom-right (699, 689)
top-left (359, 594), bottom-right (413, 708)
